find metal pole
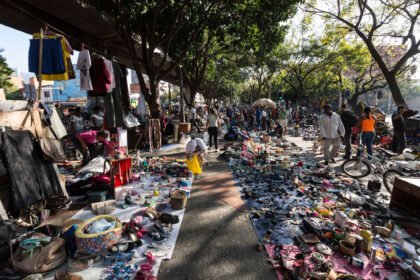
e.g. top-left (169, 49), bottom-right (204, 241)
top-left (179, 66), bottom-right (185, 122)
top-left (168, 83), bottom-right (171, 109)
top-left (37, 28), bottom-right (44, 101)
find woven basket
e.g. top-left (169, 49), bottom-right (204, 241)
top-left (171, 190), bottom-right (187, 210)
top-left (75, 215), bottom-right (122, 254)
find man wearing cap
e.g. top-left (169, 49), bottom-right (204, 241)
top-left (319, 104), bottom-right (345, 165)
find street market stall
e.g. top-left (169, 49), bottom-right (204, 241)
top-left (224, 134), bottom-right (420, 280)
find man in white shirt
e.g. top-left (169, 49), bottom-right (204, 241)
top-left (319, 104), bottom-right (345, 165)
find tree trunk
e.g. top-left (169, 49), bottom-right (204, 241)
top-left (146, 82), bottom-right (162, 119)
top-left (293, 82), bottom-right (305, 101)
top-left (348, 93), bottom-right (360, 111)
top-left (358, 35), bottom-right (407, 107)
top-left (384, 73), bottom-right (406, 106)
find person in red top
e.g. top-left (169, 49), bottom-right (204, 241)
top-left (75, 130), bottom-right (116, 165)
top-left (75, 130), bottom-right (98, 165)
top-left (97, 130), bottom-right (117, 158)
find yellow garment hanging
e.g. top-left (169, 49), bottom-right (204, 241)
top-left (33, 33), bottom-right (71, 81)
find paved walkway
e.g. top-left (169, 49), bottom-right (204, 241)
top-left (158, 150), bottom-right (277, 280)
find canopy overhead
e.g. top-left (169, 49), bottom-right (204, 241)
top-left (252, 98), bottom-right (277, 109)
top-left (0, 0), bottom-right (179, 84)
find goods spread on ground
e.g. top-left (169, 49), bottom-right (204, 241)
top-left (222, 134), bottom-right (420, 280)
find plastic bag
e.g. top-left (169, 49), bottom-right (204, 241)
top-left (186, 154), bottom-right (202, 175)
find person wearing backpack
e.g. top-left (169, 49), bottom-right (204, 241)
top-left (340, 103), bottom-right (358, 159)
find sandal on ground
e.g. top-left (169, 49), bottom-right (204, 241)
top-left (159, 213), bottom-right (179, 224)
top-left (103, 252), bottom-right (134, 264)
top-left (147, 229), bottom-right (167, 242)
top-left (153, 223), bottom-right (171, 236)
top-left (68, 258), bottom-right (94, 272)
top-left (54, 271), bottom-right (83, 280)
top-left (109, 241), bottom-right (139, 254)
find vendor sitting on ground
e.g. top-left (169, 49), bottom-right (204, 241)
top-left (75, 130), bottom-right (115, 165)
top-left (185, 135), bottom-right (207, 167)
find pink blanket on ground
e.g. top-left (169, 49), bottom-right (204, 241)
top-left (265, 244), bottom-right (397, 280)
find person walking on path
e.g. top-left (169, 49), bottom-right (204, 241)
top-left (255, 107), bottom-right (262, 131)
top-left (392, 105), bottom-right (407, 154)
top-left (319, 104), bottom-right (345, 165)
top-left (261, 109), bottom-right (267, 131)
top-left (266, 109), bottom-right (272, 133)
top-left (340, 104), bottom-right (358, 159)
top-left (356, 106), bottom-right (376, 158)
top-left (278, 107), bottom-right (288, 135)
top-left (248, 108), bottom-right (255, 130)
top-left (207, 108), bottom-right (220, 152)
top-left (189, 106), bottom-right (201, 133)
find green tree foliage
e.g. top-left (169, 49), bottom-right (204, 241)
top-left (182, 0), bottom-right (301, 107)
top-left (90, 0), bottom-right (224, 117)
top-left (306, 0), bottom-right (420, 106)
top-left (0, 48), bottom-right (13, 90)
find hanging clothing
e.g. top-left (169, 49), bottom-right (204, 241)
top-left (103, 59), bottom-right (115, 90)
top-left (114, 62), bottom-right (131, 111)
top-left (28, 38), bottom-right (65, 74)
top-left (0, 130), bottom-right (63, 212)
top-left (148, 119), bottom-right (162, 151)
top-left (32, 34), bottom-right (75, 81)
top-left (89, 57), bottom-right (111, 96)
top-left (76, 49), bottom-right (93, 90)
top-left (104, 62), bottom-right (129, 128)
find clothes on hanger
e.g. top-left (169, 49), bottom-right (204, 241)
top-left (76, 49), bottom-right (93, 90)
top-left (103, 58), bottom-right (115, 90)
top-left (29, 37), bottom-right (65, 74)
top-left (148, 119), bottom-right (162, 151)
top-left (104, 62), bottom-right (129, 128)
top-left (88, 57), bottom-right (111, 96)
top-left (29, 33), bottom-right (75, 81)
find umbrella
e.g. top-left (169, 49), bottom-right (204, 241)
top-left (252, 98), bottom-right (277, 109)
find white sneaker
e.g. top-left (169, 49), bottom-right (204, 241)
top-left (215, 149), bottom-right (219, 152)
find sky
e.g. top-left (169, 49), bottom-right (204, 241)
top-left (0, 25), bottom-right (33, 73)
top-left (0, 24), bottom-right (79, 80)
top-left (1, 13), bottom-right (419, 80)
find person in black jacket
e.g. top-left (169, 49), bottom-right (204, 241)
top-left (340, 103), bottom-right (358, 159)
top-left (392, 105), bottom-right (407, 154)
